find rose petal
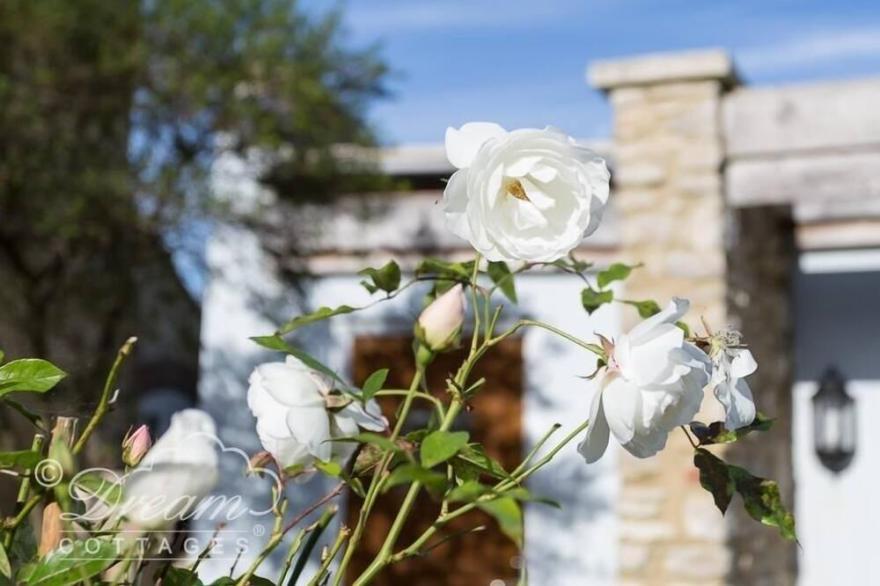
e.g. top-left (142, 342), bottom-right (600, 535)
top-left (601, 374), bottom-right (640, 445)
top-left (578, 386), bottom-right (610, 464)
top-left (287, 406), bottom-right (332, 462)
top-left (445, 122), bottom-right (506, 169)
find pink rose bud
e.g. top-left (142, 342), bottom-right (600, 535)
top-left (122, 424), bottom-right (152, 467)
top-left (416, 284), bottom-right (466, 352)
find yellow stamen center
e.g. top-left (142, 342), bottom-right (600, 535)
top-left (503, 178), bottom-right (530, 202)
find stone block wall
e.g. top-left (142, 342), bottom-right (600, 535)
top-left (591, 49), bottom-right (796, 585)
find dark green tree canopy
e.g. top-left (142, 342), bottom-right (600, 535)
top-left (0, 0), bottom-right (388, 424)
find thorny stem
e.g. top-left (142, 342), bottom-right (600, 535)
top-left (307, 525), bottom-right (351, 586)
top-left (73, 337), bottom-right (137, 455)
top-left (282, 483), bottom-right (344, 535)
top-left (2, 494), bottom-right (41, 549)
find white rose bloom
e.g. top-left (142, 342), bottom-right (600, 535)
top-left (122, 409), bottom-right (219, 528)
top-left (578, 299), bottom-right (711, 463)
top-left (710, 346), bottom-right (757, 430)
top-left (443, 122), bottom-right (610, 262)
top-left (247, 356), bottom-right (386, 469)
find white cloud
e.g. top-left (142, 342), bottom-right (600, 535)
top-left (737, 26), bottom-right (880, 75)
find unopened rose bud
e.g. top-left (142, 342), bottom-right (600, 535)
top-left (122, 424), bottom-right (152, 467)
top-left (416, 284), bottom-right (466, 353)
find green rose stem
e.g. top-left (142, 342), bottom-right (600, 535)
top-left (336, 257), bottom-right (484, 585)
top-left (1, 434), bottom-right (45, 549)
top-left (500, 319), bottom-right (605, 357)
top-left (374, 390), bottom-right (445, 419)
top-left (235, 492), bottom-right (288, 586)
top-left (333, 367), bottom-right (425, 581)
top-left (391, 418), bottom-right (590, 564)
top-left (351, 259), bottom-right (489, 585)
top-left (354, 399), bottom-right (465, 585)
top-left (286, 505), bottom-right (337, 586)
top-left (73, 336), bottom-right (137, 455)
top-left (307, 524), bottom-right (351, 586)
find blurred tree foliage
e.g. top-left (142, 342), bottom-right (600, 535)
top-left (0, 0), bottom-right (388, 417)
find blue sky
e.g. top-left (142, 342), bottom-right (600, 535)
top-left (312, 0), bottom-right (880, 144)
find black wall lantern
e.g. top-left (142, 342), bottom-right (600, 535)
top-left (812, 367), bottom-right (856, 474)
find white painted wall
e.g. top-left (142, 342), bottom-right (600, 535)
top-left (198, 225), bottom-right (620, 584)
top-left (793, 253), bottom-right (880, 586)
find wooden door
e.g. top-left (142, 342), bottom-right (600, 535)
top-left (348, 335), bottom-right (523, 585)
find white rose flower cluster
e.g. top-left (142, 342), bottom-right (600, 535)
top-left (443, 122), bottom-right (610, 262)
top-left (579, 299), bottom-right (758, 463)
top-left (247, 356), bottom-right (387, 470)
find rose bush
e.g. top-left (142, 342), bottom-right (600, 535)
top-left (0, 122), bottom-right (794, 586)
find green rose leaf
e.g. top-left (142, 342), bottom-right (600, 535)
top-left (693, 448), bottom-right (796, 541)
top-left (334, 432), bottom-right (401, 453)
top-left (384, 463), bottom-right (447, 493)
top-left (478, 496), bottom-right (523, 547)
top-left (250, 335), bottom-right (352, 392)
top-left (420, 430), bottom-right (470, 469)
top-left (694, 448), bottom-right (734, 514)
top-left (70, 473), bottom-right (123, 507)
top-left (622, 299), bottom-right (662, 318)
top-left (551, 255), bottom-right (593, 273)
top-left (164, 567), bottom-right (205, 586)
top-left (487, 261), bottom-right (518, 303)
top-left (581, 287), bottom-right (613, 314)
top-left (0, 359), bottom-right (67, 397)
top-left (314, 460), bottom-right (343, 478)
top-left (0, 350), bottom-right (5, 364)
top-left (415, 258), bottom-right (473, 280)
top-left (453, 444), bottom-right (511, 480)
top-left (360, 368), bottom-right (389, 402)
top-left (276, 305), bottom-right (356, 336)
top-left (0, 542), bottom-right (11, 579)
top-left (1, 398), bottom-right (43, 428)
top-left (20, 537), bottom-right (118, 586)
top-left (212, 576), bottom-right (270, 586)
top-left (0, 450), bottom-right (41, 473)
top-left (728, 465), bottom-right (797, 541)
top-left (597, 262), bottom-right (638, 289)
top-left (358, 260), bottom-right (401, 295)
top-left (446, 480), bottom-right (492, 503)
top-left (504, 487), bottom-right (562, 508)
top-left (690, 414), bottom-right (774, 446)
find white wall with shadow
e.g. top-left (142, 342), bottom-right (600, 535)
top-left (792, 257), bottom-right (880, 586)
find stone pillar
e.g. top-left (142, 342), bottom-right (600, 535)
top-left (589, 50), bottom-right (737, 585)
top-left (725, 206), bottom-right (797, 586)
